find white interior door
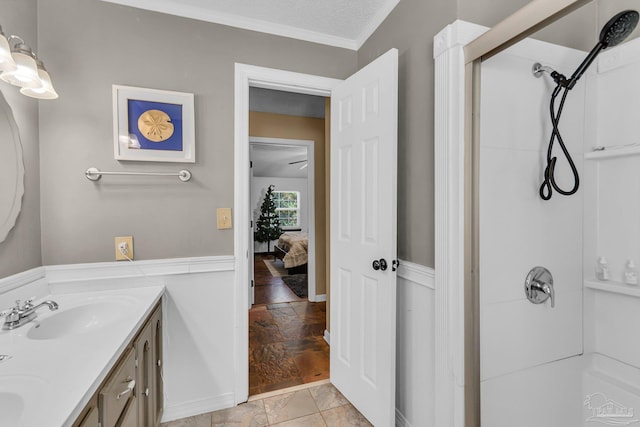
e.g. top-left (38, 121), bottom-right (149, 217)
top-left (330, 48), bottom-right (398, 426)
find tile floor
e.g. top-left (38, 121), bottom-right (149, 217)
top-left (250, 254), bottom-right (329, 395)
top-left (249, 300), bottom-right (329, 395)
top-left (161, 381), bottom-right (372, 427)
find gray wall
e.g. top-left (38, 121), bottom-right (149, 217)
top-left (37, 0), bottom-right (357, 265)
top-left (0, 0), bottom-right (42, 278)
top-left (0, 0), bottom-right (614, 274)
top-left (357, 0), bottom-right (457, 268)
top-left (359, 0), bottom-right (602, 268)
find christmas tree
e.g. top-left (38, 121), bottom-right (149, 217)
top-left (254, 185), bottom-right (283, 253)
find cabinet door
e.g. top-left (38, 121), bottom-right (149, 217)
top-left (135, 317), bottom-right (153, 427)
top-left (152, 306), bottom-right (163, 426)
top-left (117, 397), bottom-right (138, 427)
top-left (99, 348), bottom-right (136, 427)
top-left (73, 399), bottom-right (99, 427)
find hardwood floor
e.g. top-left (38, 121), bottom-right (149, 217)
top-left (250, 254), bottom-right (329, 396)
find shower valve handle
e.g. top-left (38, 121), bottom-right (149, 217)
top-left (529, 281), bottom-right (555, 308)
top-left (525, 267), bottom-right (555, 308)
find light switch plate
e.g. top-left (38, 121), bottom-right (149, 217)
top-left (115, 236), bottom-right (134, 261)
top-left (217, 208), bottom-right (232, 229)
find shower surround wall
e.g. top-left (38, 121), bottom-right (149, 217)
top-left (583, 36), bottom-right (640, 371)
top-left (479, 38), bottom-right (587, 426)
top-left (480, 31), bottom-right (640, 427)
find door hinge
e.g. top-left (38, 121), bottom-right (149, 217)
top-left (251, 280), bottom-right (254, 288)
top-left (250, 220), bottom-right (253, 228)
top-left (250, 161), bottom-right (253, 168)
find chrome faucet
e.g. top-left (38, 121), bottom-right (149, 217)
top-left (529, 281), bottom-right (555, 308)
top-left (0, 299), bottom-right (59, 330)
top-left (524, 266), bottom-right (555, 308)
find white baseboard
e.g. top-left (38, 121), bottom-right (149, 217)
top-left (313, 293), bottom-right (327, 302)
top-left (162, 393), bottom-right (235, 423)
top-left (323, 329), bottom-right (330, 345)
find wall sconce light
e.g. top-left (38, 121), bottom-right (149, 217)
top-left (0, 26), bottom-right (58, 100)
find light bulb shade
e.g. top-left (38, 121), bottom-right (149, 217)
top-left (0, 36), bottom-right (16, 73)
top-left (20, 67), bottom-right (58, 99)
top-left (0, 47), bottom-right (40, 88)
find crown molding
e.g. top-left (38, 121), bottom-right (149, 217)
top-left (101, 0), bottom-right (358, 50)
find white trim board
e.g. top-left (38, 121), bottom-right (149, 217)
top-left (45, 256), bottom-right (234, 284)
top-left (235, 63), bottom-right (341, 405)
top-left (250, 137), bottom-right (318, 303)
top-left (0, 256), bottom-right (235, 295)
top-left (433, 20), bottom-right (488, 427)
top-left (0, 267), bottom-right (46, 295)
top-left (395, 409), bottom-right (414, 427)
top-left (162, 392), bottom-right (235, 423)
top-left (396, 259), bottom-right (435, 290)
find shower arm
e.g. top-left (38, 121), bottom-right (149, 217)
top-left (533, 42), bottom-right (605, 91)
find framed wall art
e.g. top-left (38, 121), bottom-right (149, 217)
top-left (113, 85), bottom-right (195, 163)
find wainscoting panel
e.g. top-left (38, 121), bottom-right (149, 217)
top-left (396, 260), bottom-right (435, 427)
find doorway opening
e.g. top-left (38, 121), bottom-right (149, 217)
top-left (247, 92), bottom-right (329, 396)
top-left (235, 51), bottom-right (398, 425)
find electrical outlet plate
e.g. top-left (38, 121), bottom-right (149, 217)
top-left (115, 236), bottom-right (134, 261)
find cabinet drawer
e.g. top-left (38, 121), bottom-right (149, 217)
top-left (99, 347), bottom-right (136, 427)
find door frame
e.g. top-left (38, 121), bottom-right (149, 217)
top-left (234, 63), bottom-right (341, 403)
top-left (249, 136), bottom-right (317, 303)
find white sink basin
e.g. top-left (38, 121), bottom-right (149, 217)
top-left (0, 391), bottom-right (24, 425)
top-left (27, 302), bottom-right (129, 340)
top-left (0, 375), bottom-right (49, 426)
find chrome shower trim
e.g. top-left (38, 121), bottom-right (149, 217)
top-left (532, 62), bottom-right (556, 78)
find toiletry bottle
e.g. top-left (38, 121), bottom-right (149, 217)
top-left (624, 260), bottom-right (638, 285)
top-left (596, 256), bottom-right (610, 281)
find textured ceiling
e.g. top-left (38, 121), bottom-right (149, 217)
top-left (100, 0), bottom-right (400, 49)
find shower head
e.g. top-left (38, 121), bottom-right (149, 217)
top-left (564, 10), bottom-right (639, 89)
top-left (537, 11), bottom-right (638, 200)
top-left (600, 10), bottom-right (639, 48)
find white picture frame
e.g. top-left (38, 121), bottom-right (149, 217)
top-left (113, 85), bottom-right (195, 163)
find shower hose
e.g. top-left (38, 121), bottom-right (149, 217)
top-left (539, 82), bottom-right (580, 200)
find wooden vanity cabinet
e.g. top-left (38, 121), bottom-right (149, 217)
top-left (135, 306), bottom-right (163, 427)
top-left (72, 396), bottom-right (98, 427)
top-left (73, 302), bottom-right (163, 427)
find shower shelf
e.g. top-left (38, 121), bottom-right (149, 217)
top-left (584, 145), bottom-right (640, 160)
top-left (584, 279), bottom-right (640, 298)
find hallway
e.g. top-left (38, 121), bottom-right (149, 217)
top-left (250, 254), bottom-right (329, 395)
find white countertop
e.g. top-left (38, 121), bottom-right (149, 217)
top-left (0, 285), bottom-right (165, 427)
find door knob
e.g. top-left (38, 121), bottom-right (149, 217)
top-left (372, 259), bottom-right (388, 271)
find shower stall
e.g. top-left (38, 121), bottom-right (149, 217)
top-left (434, 1), bottom-right (640, 426)
top-left (479, 19), bottom-right (640, 426)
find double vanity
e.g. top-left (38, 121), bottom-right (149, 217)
top-left (0, 285), bottom-right (164, 427)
